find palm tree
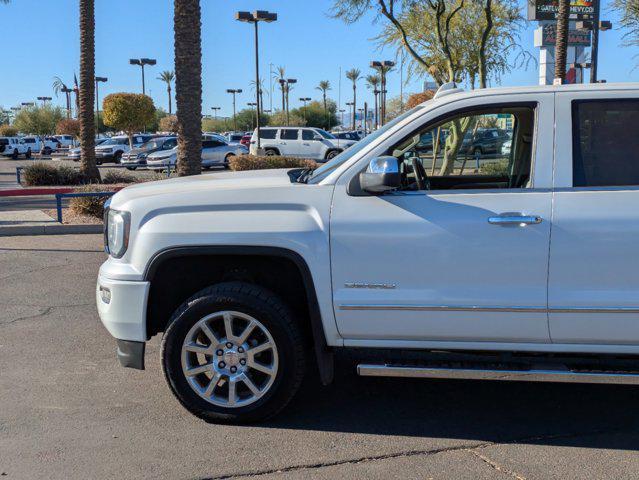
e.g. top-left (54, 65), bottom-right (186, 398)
top-left (157, 70), bottom-right (175, 115)
top-left (78, 0), bottom-right (100, 182)
top-left (53, 76), bottom-right (72, 119)
top-left (274, 65), bottom-right (286, 112)
top-left (345, 68), bottom-right (361, 130)
top-left (250, 78), bottom-right (265, 114)
top-left (174, 0), bottom-right (202, 176)
top-left (554, 0), bottom-right (570, 83)
top-left (365, 74), bottom-right (380, 129)
top-left (315, 80), bottom-right (331, 129)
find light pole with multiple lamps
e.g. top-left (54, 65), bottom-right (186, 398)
top-left (299, 97), bottom-right (311, 122)
top-left (345, 102), bottom-right (354, 130)
top-left (247, 101), bottom-right (258, 129)
top-left (95, 76), bottom-right (108, 133)
top-left (226, 89), bottom-right (242, 131)
top-left (371, 60), bottom-right (395, 125)
top-left (236, 10), bottom-right (277, 153)
top-left (279, 78), bottom-right (297, 125)
top-left (37, 96), bottom-right (52, 106)
top-left (339, 109), bottom-right (346, 127)
top-left (211, 106), bottom-right (221, 120)
top-left (129, 58), bottom-right (156, 95)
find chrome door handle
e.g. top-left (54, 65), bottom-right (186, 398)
top-left (488, 214), bottom-right (542, 226)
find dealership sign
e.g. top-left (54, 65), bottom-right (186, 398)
top-left (528, 0), bottom-right (596, 21)
top-left (533, 23), bottom-right (592, 47)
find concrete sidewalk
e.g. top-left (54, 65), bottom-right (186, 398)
top-left (0, 209), bottom-right (102, 236)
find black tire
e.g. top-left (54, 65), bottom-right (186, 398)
top-left (25, 149), bottom-right (32, 159)
top-left (325, 149), bottom-right (341, 160)
top-left (224, 153), bottom-right (235, 169)
top-left (264, 149), bottom-right (278, 157)
top-left (473, 147), bottom-right (482, 156)
top-left (11, 149), bottom-right (18, 160)
top-left (43, 147), bottom-right (52, 156)
top-left (113, 151), bottom-right (123, 164)
top-left (126, 166), bottom-right (137, 171)
top-left (161, 282), bottom-right (306, 424)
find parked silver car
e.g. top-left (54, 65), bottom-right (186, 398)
top-left (121, 136), bottom-right (177, 170)
top-left (146, 138), bottom-right (247, 170)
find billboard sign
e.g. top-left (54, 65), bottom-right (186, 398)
top-left (528, 0), bottom-right (596, 21)
top-left (534, 23), bottom-right (592, 46)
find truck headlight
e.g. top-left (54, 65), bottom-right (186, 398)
top-left (105, 208), bottom-right (130, 258)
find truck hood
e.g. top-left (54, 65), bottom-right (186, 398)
top-left (111, 168), bottom-right (297, 207)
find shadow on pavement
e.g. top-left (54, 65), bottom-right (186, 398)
top-left (260, 357), bottom-right (639, 450)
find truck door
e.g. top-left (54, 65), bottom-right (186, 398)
top-left (549, 90), bottom-right (639, 345)
top-left (330, 94), bottom-right (555, 345)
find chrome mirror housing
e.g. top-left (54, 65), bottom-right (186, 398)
top-left (360, 156), bottom-right (401, 194)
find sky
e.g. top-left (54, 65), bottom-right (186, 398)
top-left (0, 0), bottom-right (638, 119)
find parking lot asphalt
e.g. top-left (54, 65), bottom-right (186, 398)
top-left (2, 234), bottom-right (639, 480)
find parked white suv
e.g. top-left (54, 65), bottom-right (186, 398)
top-left (95, 135), bottom-right (152, 164)
top-left (98, 82), bottom-right (639, 424)
top-left (250, 127), bottom-right (357, 161)
top-left (20, 136), bottom-right (59, 155)
top-left (0, 137), bottom-right (31, 159)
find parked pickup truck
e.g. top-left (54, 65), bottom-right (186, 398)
top-left (97, 82), bottom-right (639, 423)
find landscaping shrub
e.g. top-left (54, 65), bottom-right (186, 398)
top-left (22, 163), bottom-right (84, 186)
top-left (479, 160), bottom-right (509, 176)
top-left (102, 170), bottom-right (136, 184)
top-left (69, 185), bottom-right (112, 219)
top-left (229, 155), bottom-right (318, 172)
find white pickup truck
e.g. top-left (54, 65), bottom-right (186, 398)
top-left (97, 82), bottom-right (639, 423)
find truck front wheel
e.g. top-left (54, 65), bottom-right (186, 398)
top-left (161, 282), bottom-right (306, 424)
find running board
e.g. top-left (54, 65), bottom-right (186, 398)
top-left (357, 364), bottom-right (639, 385)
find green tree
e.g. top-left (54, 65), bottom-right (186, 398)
top-left (202, 116), bottom-right (233, 132)
top-left (56, 118), bottom-right (81, 138)
top-left (613, 0), bottom-right (639, 53)
top-left (345, 68), bottom-right (361, 130)
top-left (315, 80), bottom-right (332, 129)
top-left (290, 100), bottom-right (339, 129)
top-left (174, 0), bottom-right (203, 176)
top-left (268, 110), bottom-right (305, 127)
top-left (102, 93), bottom-right (156, 147)
top-left (0, 124), bottom-right (18, 137)
top-left (232, 108), bottom-right (269, 132)
top-left (79, 0), bottom-right (100, 181)
top-left (157, 70), bottom-right (175, 115)
top-left (159, 114), bottom-right (179, 133)
top-left (13, 105), bottom-right (65, 151)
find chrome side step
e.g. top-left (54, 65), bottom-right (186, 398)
top-left (357, 364), bottom-right (639, 385)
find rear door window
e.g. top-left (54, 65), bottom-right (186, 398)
top-left (280, 129), bottom-right (299, 140)
top-left (259, 129), bottom-right (277, 139)
top-left (572, 99), bottom-right (639, 187)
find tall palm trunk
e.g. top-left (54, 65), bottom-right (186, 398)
top-left (174, 0), bottom-right (202, 176)
top-left (322, 92), bottom-right (327, 129)
top-left (79, 0), bottom-right (100, 182)
top-left (554, 0), bottom-right (569, 83)
top-left (351, 84), bottom-right (356, 130)
top-left (167, 85), bottom-right (172, 115)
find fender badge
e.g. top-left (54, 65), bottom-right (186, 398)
top-left (345, 282), bottom-right (396, 289)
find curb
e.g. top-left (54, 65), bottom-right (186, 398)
top-left (0, 188), bottom-right (75, 197)
top-left (0, 223), bottom-right (103, 236)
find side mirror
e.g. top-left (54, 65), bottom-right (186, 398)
top-left (360, 156), bottom-right (401, 194)
top-left (313, 135), bottom-right (323, 141)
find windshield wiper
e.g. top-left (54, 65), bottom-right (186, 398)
top-left (296, 167), bottom-right (315, 183)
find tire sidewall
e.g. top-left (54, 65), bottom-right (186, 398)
top-left (162, 287), bottom-right (304, 423)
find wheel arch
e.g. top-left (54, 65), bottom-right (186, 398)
top-left (144, 245), bottom-right (334, 385)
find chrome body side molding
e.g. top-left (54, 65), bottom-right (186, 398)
top-left (357, 364), bottom-right (639, 384)
top-left (339, 304), bottom-right (639, 314)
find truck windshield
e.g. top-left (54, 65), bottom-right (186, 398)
top-left (308, 105), bottom-right (425, 184)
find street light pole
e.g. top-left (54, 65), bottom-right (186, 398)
top-left (129, 58), bottom-right (156, 95)
top-left (226, 89), bottom-right (242, 131)
top-left (95, 77), bottom-right (108, 134)
top-left (211, 107), bottom-right (221, 120)
top-left (236, 10), bottom-right (277, 152)
top-left (371, 60), bottom-right (395, 125)
top-left (299, 97), bottom-right (311, 123)
top-left (37, 96), bottom-right (52, 106)
top-left (339, 109), bottom-right (345, 127)
top-left (346, 102), bottom-right (354, 130)
top-left (247, 102), bottom-right (258, 129)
